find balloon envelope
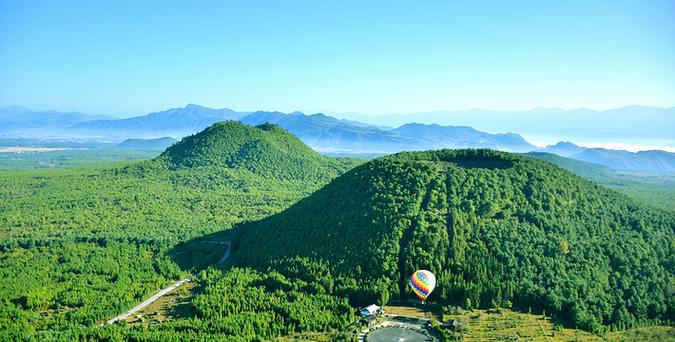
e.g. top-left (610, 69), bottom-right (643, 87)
top-left (409, 270), bottom-right (436, 300)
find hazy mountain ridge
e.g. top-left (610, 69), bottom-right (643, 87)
top-left (572, 149), bottom-right (675, 173)
top-left (536, 141), bottom-right (587, 157)
top-left (74, 104), bottom-right (245, 132)
top-left (539, 141), bottom-right (675, 173)
top-left (5, 104), bottom-right (534, 152)
top-left (0, 106), bottom-right (111, 131)
top-left (393, 123), bottom-right (534, 152)
top-left (330, 106), bottom-right (675, 142)
top-left (240, 111), bottom-right (413, 152)
top-left (115, 137), bottom-right (178, 150)
top-left (3, 104), bottom-right (675, 172)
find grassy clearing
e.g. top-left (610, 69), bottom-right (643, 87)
top-left (384, 305), bottom-right (441, 321)
top-left (453, 309), bottom-right (674, 341)
top-left (124, 281), bottom-right (198, 326)
top-left (454, 309), bottom-right (586, 341)
top-left (604, 326), bottom-right (675, 341)
top-left (385, 306), bottom-right (674, 341)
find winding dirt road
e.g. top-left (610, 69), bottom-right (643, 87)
top-left (105, 241), bottom-right (231, 325)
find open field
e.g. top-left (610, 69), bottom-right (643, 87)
top-left (384, 306), bottom-right (674, 341)
top-left (0, 146), bottom-right (76, 153)
top-left (385, 305), bottom-right (440, 321)
top-left (604, 326), bottom-right (675, 341)
top-left (0, 148), bottom-right (161, 169)
top-left (124, 281), bottom-right (198, 326)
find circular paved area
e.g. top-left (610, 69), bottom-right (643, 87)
top-left (366, 327), bottom-right (431, 341)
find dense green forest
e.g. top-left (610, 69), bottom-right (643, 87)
top-left (526, 152), bottom-right (675, 212)
top-left (0, 122), bottom-right (360, 340)
top-left (2, 267), bottom-right (355, 341)
top-left (235, 149), bottom-right (675, 333)
top-left (0, 149), bottom-right (161, 169)
top-left (332, 151), bottom-right (675, 213)
top-left (1, 122), bottom-right (673, 340)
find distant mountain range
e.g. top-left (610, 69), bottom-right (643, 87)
top-left (60, 104), bottom-right (539, 153)
top-left (115, 137), bottom-right (178, 150)
top-left (538, 142), bottom-right (675, 173)
top-left (240, 111), bottom-right (534, 152)
top-left (2, 104), bottom-right (674, 172)
top-left (0, 106), bottom-right (111, 132)
top-left (329, 106), bottom-right (675, 144)
top-left (75, 104), bottom-right (245, 132)
top-left (535, 141), bottom-right (587, 157)
top-left (392, 123), bottom-right (534, 152)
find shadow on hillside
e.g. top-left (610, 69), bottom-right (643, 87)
top-left (446, 158), bottom-right (513, 170)
top-left (167, 227), bottom-right (243, 271)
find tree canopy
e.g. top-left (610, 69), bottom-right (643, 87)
top-left (235, 149), bottom-right (675, 332)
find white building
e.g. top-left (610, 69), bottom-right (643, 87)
top-left (360, 304), bottom-right (383, 317)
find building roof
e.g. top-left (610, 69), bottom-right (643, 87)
top-left (360, 304), bottom-right (381, 316)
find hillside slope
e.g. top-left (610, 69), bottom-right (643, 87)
top-left (153, 121), bottom-right (354, 181)
top-left (524, 152), bottom-right (614, 179)
top-left (234, 149), bottom-right (675, 332)
top-left (525, 152), bottom-right (675, 211)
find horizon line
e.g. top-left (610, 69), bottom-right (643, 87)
top-left (3, 103), bottom-right (675, 117)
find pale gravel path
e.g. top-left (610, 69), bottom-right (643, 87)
top-left (105, 241), bottom-right (231, 325)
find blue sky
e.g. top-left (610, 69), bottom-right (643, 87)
top-left (1, 0), bottom-right (674, 116)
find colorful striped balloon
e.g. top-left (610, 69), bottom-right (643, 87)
top-left (409, 270), bottom-right (436, 301)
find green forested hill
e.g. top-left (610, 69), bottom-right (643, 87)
top-left (235, 149), bottom-right (675, 332)
top-left (523, 152), bottom-right (614, 179)
top-left (2, 124), bottom-right (673, 340)
top-left (0, 122), bottom-right (361, 340)
top-left (154, 121), bottom-right (349, 181)
top-left (1, 123), bottom-right (356, 244)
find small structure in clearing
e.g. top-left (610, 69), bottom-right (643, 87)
top-left (360, 304), bottom-right (383, 317)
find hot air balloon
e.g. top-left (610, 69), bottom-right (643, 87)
top-left (409, 270), bottom-right (436, 301)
